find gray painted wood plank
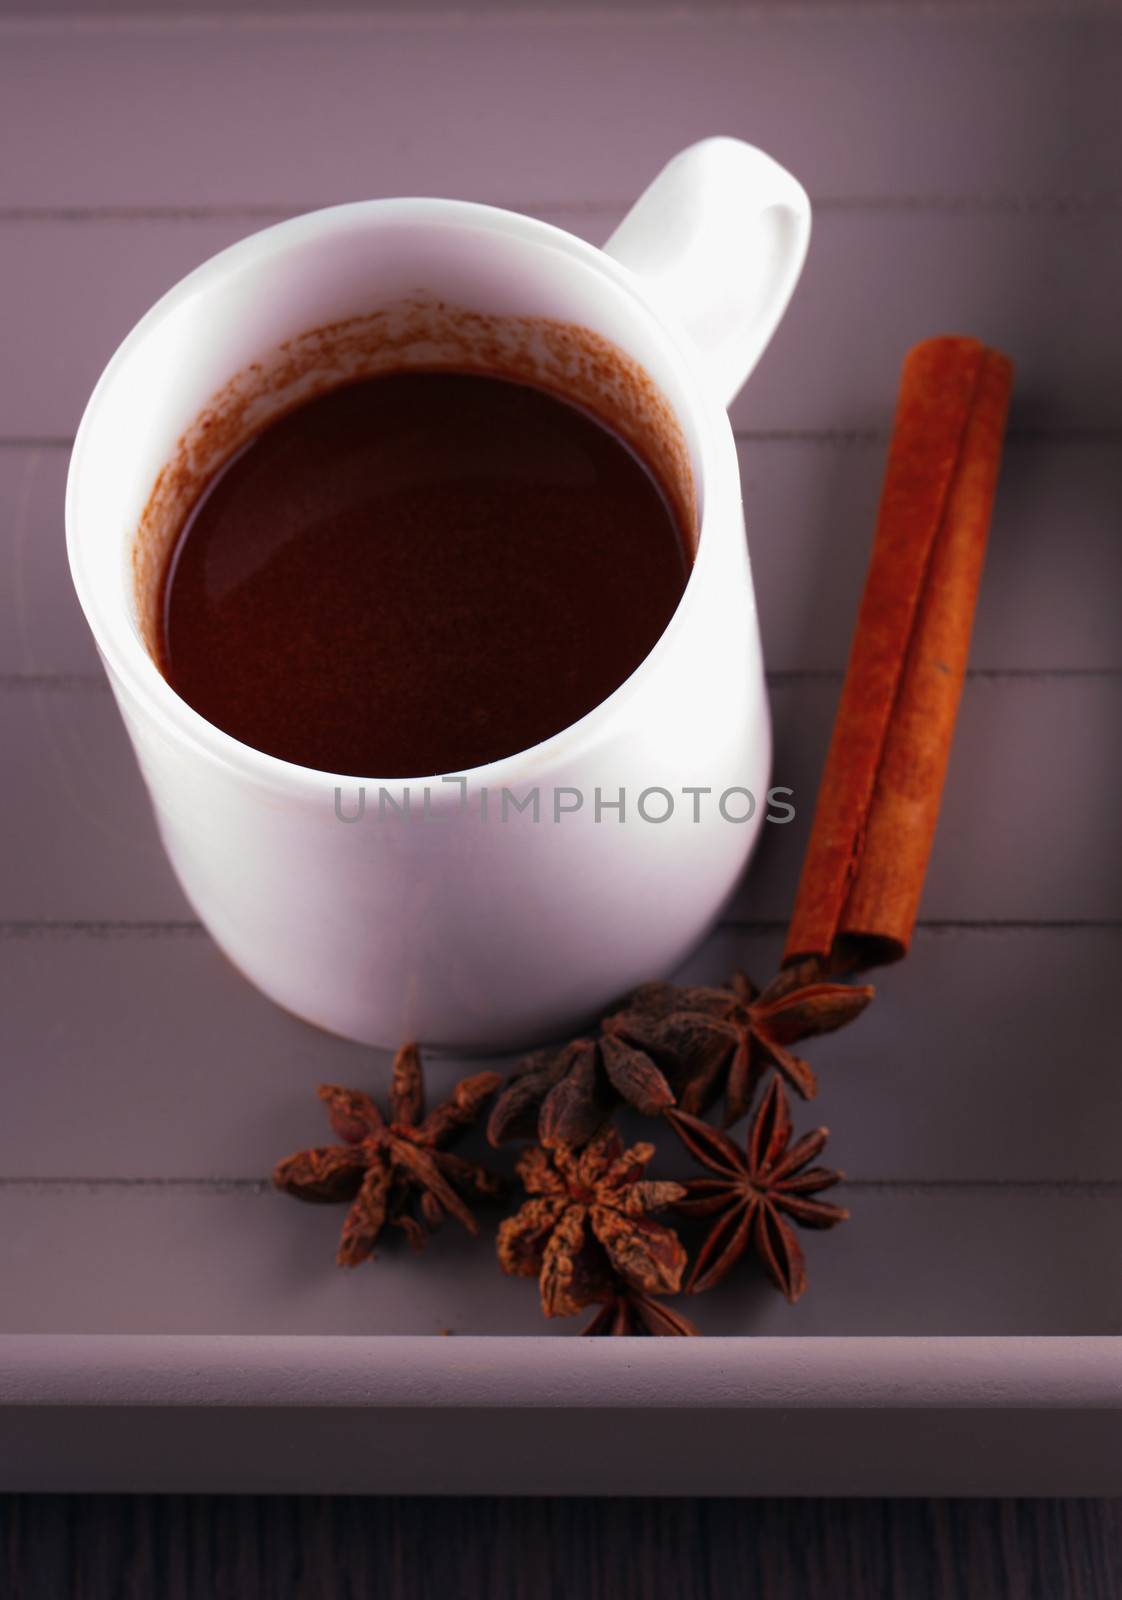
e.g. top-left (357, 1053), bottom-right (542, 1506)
top-left (0, 449), bottom-right (93, 677)
top-left (0, 447), bottom-right (100, 677)
top-left (1, 14), bottom-right (1118, 209)
top-left (0, 684), bottom-right (194, 922)
top-left (0, 1182), bottom-right (1118, 1336)
top-left (1, 676), bottom-right (1117, 923)
top-left (7, 435), bottom-right (1121, 678)
top-left (5, 210), bottom-right (1122, 437)
top-left (733, 672), bottom-right (1122, 926)
top-left (753, 207), bottom-right (1122, 437)
top-left (0, 921), bottom-right (1113, 1184)
top-left (0, 925), bottom-right (1118, 1184)
top-left (746, 434), bottom-right (1122, 675)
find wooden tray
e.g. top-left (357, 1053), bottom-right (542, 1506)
top-left (2, 4), bottom-right (1119, 1495)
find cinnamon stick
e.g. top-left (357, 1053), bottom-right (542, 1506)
top-left (783, 337), bottom-right (1013, 972)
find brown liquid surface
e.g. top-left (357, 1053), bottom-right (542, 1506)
top-left (158, 369), bottom-right (691, 776)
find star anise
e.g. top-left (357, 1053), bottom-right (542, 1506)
top-left (667, 1074), bottom-right (848, 1302)
top-left (580, 1287), bottom-right (699, 1337)
top-left (273, 1043), bottom-right (503, 1265)
top-left (487, 1033), bottom-right (674, 1150)
top-left (487, 965), bottom-right (872, 1150)
top-left (497, 1126), bottom-right (687, 1318)
top-left (604, 960), bottom-right (874, 1125)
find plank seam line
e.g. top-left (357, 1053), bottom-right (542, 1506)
top-left (733, 428), bottom-right (1122, 445)
top-left (5, 428), bottom-right (1118, 451)
top-left (0, 921), bottom-right (208, 937)
top-left (1, 1176), bottom-right (1119, 1195)
top-left (1, 7), bottom-right (1116, 37)
top-left (1, 197), bottom-right (1119, 223)
top-left (1, 919), bottom-right (1119, 938)
top-left (723, 918), bottom-right (1122, 934)
top-left (4, 668), bottom-right (1121, 693)
top-left (767, 669), bottom-right (1122, 686)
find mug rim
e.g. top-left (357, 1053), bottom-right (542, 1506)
top-left (66, 196), bottom-right (737, 797)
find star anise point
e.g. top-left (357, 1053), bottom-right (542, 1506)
top-left (498, 1126), bottom-right (688, 1320)
top-left (668, 1074), bottom-right (847, 1302)
top-left (580, 1286), bottom-right (699, 1337)
top-left (274, 1043), bottom-right (503, 1266)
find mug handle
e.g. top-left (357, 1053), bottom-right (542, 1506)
top-left (602, 137), bottom-right (811, 410)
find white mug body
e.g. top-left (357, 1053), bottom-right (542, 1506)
top-left (66, 142), bottom-right (810, 1049)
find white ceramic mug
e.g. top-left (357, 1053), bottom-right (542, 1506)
top-left (66, 137), bottom-right (810, 1051)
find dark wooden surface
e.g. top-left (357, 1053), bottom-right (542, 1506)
top-left (2, 1496), bottom-right (1121, 1599)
